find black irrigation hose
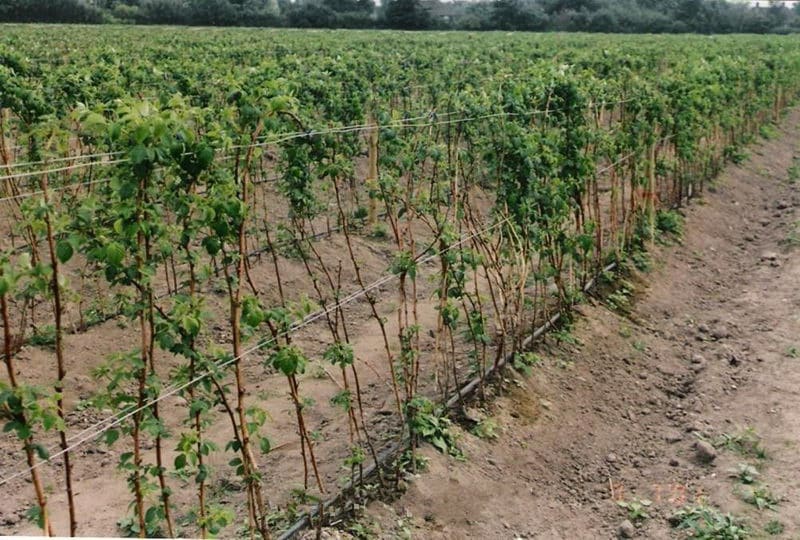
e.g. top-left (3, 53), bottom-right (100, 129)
top-left (277, 166), bottom-right (716, 538)
top-left (277, 261), bottom-right (618, 540)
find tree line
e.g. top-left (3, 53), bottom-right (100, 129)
top-left (1, 0), bottom-right (800, 35)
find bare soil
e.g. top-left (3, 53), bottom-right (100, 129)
top-left (361, 112), bottom-right (800, 538)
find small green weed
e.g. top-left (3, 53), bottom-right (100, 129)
top-left (656, 209), bottom-right (684, 241)
top-left (617, 498), bottom-right (652, 522)
top-left (29, 325), bottom-right (56, 349)
top-left (118, 509), bottom-right (165, 538)
top-left (396, 448), bottom-right (430, 473)
top-left (724, 145), bottom-right (749, 165)
top-left (406, 396), bottom-right (462, 458)
top-left (351, 206), bottom-right (369, 225)
top-left (347, 519), bottom-right (379, 540)
top-left (552, 326), bottom-right (580, 346)
top-left (714, 428), bottom-right (767, 459)
top-left (512, 351), bottom-right (542, 376)
top-left (265, 489), bottom-right (320, 530)
top-left (760, 123), bottom-right (778, 140)
top-left (671, 503), bottom-right (749, 539)
top-left (740, 485), bottom-right (779, 511)
top-left (607, 286), bottom-right (633, 313)
top-left (787, 346), bottom-right (799, 359)
top-left (472, 417), bottom-right (500, 440)
top-left (630, 250), bottom-right (652, 272)
top-left (764, 519), bottom-right (785, 535)
top-left (788, 162), bottom-right (800, 183)
top-left (728, 463), bottom-right (760, 485)
top-left (781, 221), bottom-right (800, 249)
top-left (368, 222), bottom-right (389, 239)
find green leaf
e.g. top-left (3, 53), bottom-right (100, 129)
top-left (105, 242), bottom-right (125, 267)
top-left (195, 465), bottom-right (208, 483)
top-left (174, 453), bottom-right (187, 470)
top-left (145, 505), bottom-right (159, 525)
top-left (16, 423), bottom-right (32, 440)
top-left (105, 428), bottom-right (120, 446)
top-left (259, 436), bottom-right (271, 454)
top-left (56, 240), bottom-right (74, 264)
top-left (33, 443), bottom-right (49, 460)
top-left (25, 505), bottom-right (44, 528)
top-left (130, 145), bottom-right (149, 165)
top-left (202, 236), bottom-right (221, 256)
top-left (270, 346), bottom-right (307, 376)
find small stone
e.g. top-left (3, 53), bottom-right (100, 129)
top-left (692, 363), bottom-right (706, 374)
top-left (686, 421), bottom-right (705, 433)
top-left (776, 200), bottom-right (790, 210)
top-left (695, 440), bottom-right (717, 463)
top-left (463, 407), bottom-right (486, 424)
top-left (606, 453), bottom-right (618, 463)
top-left (710, 326), bottom-right (729, 340)
top-left (691, 354), bottom-right (706, 364)
top-left (665, 430), bottom-right (684, 443)
top-left (618, 519), bottom-right (636, 538)
top-left (669, 458), bottom-right (680, 467)
top-left (760, 251), bottom-right (779, 262)
top-left (697, 323), bottom-right (710, 334)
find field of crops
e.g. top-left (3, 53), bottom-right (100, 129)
top-left (1, 25), bottom-right (799, 538)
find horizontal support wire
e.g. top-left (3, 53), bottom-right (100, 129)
top-left (0, 216), bottom-right (510, 487)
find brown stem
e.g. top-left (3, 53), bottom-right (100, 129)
top-left (39, 175), bottom-right (77, 536)
top-left (1, 293), bottom-right (54, 537)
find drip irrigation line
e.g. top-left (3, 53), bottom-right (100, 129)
top-left (277, 165), bottom-right (697, 539)
top-left (0, 217), bottom-right (509, 487)
top-left (277, 260), bottom-right (619, 540)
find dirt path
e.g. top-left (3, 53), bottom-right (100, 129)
top-left (360, 112), bottom-right (800, 539)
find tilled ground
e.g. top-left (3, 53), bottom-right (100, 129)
top-left (359, 111), bottom-right (800, 539)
